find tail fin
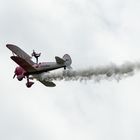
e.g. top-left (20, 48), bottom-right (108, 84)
top-left (63, 54), bottom-right (72, 69)
top-left (55, 54), bottom-right (72, 69)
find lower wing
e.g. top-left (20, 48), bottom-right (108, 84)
top-left (11, 56), bottom-right (56, 87)
top-left (39, 80), bottom-right (56, 87)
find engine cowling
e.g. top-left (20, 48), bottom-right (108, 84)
top-left (14, 66), bottom-right (25, 81)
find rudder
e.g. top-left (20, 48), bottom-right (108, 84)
top-left (63, 54), bottom-right (72, 67)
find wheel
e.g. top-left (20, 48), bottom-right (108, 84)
top-left (26, 82), bottom-right (34, 88)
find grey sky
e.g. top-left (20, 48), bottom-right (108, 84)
top-left (1, 0), bottom-right (140, 140)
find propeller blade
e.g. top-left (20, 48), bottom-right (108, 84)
top-left (13, 74), bottom-right (16, 79)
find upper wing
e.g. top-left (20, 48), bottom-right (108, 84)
top-left (6, 44), bottom-right (34, 65)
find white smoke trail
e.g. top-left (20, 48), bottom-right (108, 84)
top-left (47, 61), bottom-right (140, 82)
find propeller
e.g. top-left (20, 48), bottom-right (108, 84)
top-left (13, 73), bottom-right (16, 79)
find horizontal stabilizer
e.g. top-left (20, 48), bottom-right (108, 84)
top-left (55, 56), bottom-right (65, 64)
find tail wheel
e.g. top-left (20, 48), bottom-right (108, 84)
top-left (26, 82), bottom-right (34, 88)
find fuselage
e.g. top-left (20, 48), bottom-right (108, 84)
top-left (28, 62), bottom-right (65, 75)
top-left (14, 61), bottom-right (65, 82)
top-left (30, 62), bottom-right (65, 81)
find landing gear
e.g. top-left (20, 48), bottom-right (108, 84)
top-left (26, 76), bottom-right (34, 88)
top-left (26, 81), bottom-right (34, 88)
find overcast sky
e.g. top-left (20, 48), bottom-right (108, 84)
top-left (1, 0), bottom-right (140, 140)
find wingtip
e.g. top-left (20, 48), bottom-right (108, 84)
top-left (6, 44), bottom-right (17, 48)
top-left (6, 44), bottom-right (9, 48)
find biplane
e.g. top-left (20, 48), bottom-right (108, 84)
top-left (6, 44), bottom-right (72, 88)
